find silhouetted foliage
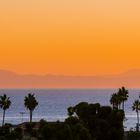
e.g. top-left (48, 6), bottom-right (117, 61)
top-left (0, 124), bottom-right (18, 140)
top-left (13, 127), bottom-right (22, 139)
top-left (39, 122), bottom-right (73, 140)
top-left (0, 94), bottom-right (11, 126)
top-left (68, 107), bottom-right (75, 117)
top-left (118, 87), bottom-right (129, 111)
top-left (132, 99), bottom-right (140, 132)
top-left (110, 93), bottom-right (121, 109)
top-left (65, 116), bottom-right (80, 125)
top-left (67, 102), bottom-right (124, 140)
top-left (110, 87), bottom-right (129, 111)
top-left (24, 93), bottom-right (38, 123)
top-left (127, 131), bottom-right (140, 140)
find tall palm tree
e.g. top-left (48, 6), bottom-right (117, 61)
top-left (118, 87), bottom-right (129, 110)
top-left (24, 93), bottom-right (38, 123)
top-left (132, 100), bottom-right (140, 131)
top-left (0, 94), bottom-right (11, 126)
top-left (110, 93), bottom-right (121, 109)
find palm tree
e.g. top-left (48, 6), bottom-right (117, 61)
top-left (0, 94), bottom-right (11, 126)
top-left (110, 93), bottom-right (121, 109)
top-left (132, 100), bottom-right (140, 131)
top-left (118, 87), bottom-right (129, 110)
top-left (24, 93), bottom-right (38, 123)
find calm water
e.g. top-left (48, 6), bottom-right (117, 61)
top-left (0, 88), bottom-right (139, 130)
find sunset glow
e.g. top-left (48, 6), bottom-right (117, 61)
top-left (0, 0), bottom-right (140, 77)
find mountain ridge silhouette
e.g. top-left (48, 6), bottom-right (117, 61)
top-left (0, 69), bottom-right (140, 88)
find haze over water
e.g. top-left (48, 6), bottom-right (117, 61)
top-left (0, 88), bottom-right (138, 130)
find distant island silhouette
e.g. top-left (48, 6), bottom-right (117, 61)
top-left (0, 69), bottom-right (140, 88)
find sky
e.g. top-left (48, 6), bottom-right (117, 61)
top-left (0, 0), bottom-right (140, 77)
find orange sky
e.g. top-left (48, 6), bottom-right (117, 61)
top-left (0, 0), bottom-right (140, 76)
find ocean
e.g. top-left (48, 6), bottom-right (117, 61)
top-left (0, 88), bottom-right (139, 130)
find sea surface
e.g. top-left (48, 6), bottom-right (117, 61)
top-left (0, 88), bottom-right (139, 130)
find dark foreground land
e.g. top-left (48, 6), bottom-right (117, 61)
top-left (0, 102), bottom-right (127, 140)
top-left (1, 101), bottom-right (140, 140)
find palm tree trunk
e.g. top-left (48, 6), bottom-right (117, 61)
top-left (2, 110), bottom-right (5, 126)
top-left (137, 111), bottom-right (139, 132)
top-left (30, 110), bottom-right (32, 123)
